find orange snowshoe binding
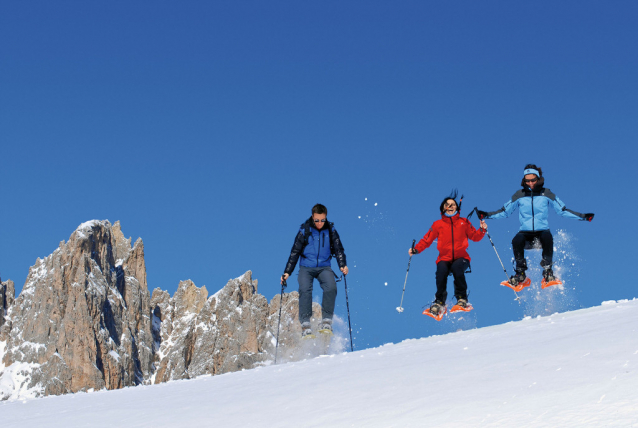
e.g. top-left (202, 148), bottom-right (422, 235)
top-left (449, 298), bottom-right (473, 313)
top-left (423, 301), bottom-right (447, 321)
top-left (541, 267), bottom-right (562, 289)
top-left (501, 271), bottom-right (531, 292)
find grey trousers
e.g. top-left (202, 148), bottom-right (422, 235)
top-left (298, 266), bottom-right (337, 324)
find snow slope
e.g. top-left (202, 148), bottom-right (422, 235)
top-left (2, 299), bottom-right (637, 427)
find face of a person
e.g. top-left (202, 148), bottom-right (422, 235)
top-left (312, 213), bottom-right (327, 229)
top-left (524, 174), bottom-right (538, 189)
top-left (444, 200), bottom-right (457, 215)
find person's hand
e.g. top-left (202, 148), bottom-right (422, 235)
top-left (476, 209), bottom-right (488, 220)
top-left (409, 248), bottom-right (418, 256)
top-left (341, 266), bottom-right (349, 276)
top-left (480, 220), bottom-right (488, 230)
top-left (584, 213), bottom-right (594, 222)
top-left (281, 273), bottom-right (289, 285)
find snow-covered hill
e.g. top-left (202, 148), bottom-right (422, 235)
top-left (2, 299), bottom-right (637, 427)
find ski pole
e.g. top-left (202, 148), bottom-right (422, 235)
top-left (468, 207), bottom-right (521, 303)
top-left (343, 274), bottom-right (354, 352)
top-left (484, 230), bottom-right (521, 303)
top-left (397, 239), bottom-right (416, 313)
top-left (274, 276), bottom-right (287, 364)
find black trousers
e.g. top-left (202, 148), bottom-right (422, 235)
top-left (434, 258), bottom-right (469, 303)
top-left (511, 230), bottom-right (553, 272)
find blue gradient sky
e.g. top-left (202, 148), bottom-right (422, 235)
top-left (2, 1), bottom-right (636, 349)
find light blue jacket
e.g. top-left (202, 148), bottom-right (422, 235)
top-left (486, 188), bottom-right (586, 231)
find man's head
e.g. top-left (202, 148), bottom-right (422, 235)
top-left (312, 203), bottom-right (328, 229)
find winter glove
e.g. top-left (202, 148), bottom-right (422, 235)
top-left (476, 209), bottom-right (489, 220)
top-left (584, 213), bottom-right (594, 222)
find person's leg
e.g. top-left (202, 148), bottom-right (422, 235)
top-left (316, 267), bottom-right (338, 321)
top-left (297, 267), bottom-right (315, 324)
top-left (511, 232), bottom-right (528, 273)
top-left (435, 261), bottom-right (451, 303)
top-left (538, 230), bottom-right (554, 269)
top-left (451, 258), bottom-right (470, 301)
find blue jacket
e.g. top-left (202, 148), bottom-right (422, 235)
top-left (486, 188), bottom-right (586, 231)
top-left (284, 218), bottom-right (347, 275)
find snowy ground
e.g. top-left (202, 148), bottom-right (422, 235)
top-left (2, 299), bottom-right (637, 427)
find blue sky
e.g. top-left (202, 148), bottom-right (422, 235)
top-left (1, 1), bottom-right (636, 349)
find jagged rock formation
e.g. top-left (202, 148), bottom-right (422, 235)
top-left (0, 220), bottom-right (325, 401)
top-left (0, 278), bottom-right (15, 333)
top-left (152, 274), bottom-right (267, 382)
top-left (0, 220), bottom-right (154, 398)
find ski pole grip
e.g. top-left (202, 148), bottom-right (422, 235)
top-left (281, 275), bottom-right (287, 287)
top-left (411, 239), bottom-right (416, 253)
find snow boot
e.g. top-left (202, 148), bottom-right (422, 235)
top-left (501, 271), bottom-right (531, 292)
top-left (423, 300), bottom-right (447, 321)
top-left (543, 267), bottom-right (555, 282)
top-left (301, 322), bottom-right (315, 339)
top-left (450, 298), bottom-right (473, 313)
top-left (318, 318), bottom-right (333, 335)
top-left (509, 271), bottom-right (527, 286)
top-left (541, 267), bottom-right (562, 289)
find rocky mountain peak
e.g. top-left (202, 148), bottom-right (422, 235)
top-left (1, 220), bottom-right (330, 401)
top-left (0, 220), bottom-right (153, 399)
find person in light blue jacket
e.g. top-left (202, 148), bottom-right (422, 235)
top-left (476, 164), bottom-right (594, 286)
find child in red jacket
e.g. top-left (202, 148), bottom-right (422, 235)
top-left (410, 192), bottom-right (487, 319)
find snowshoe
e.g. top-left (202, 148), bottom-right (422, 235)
top-left (501, 272), bottom-right (531, 292)
top-left (423, 301), bottom-right (447, 321)
top-left (541, 268), bottom-right (563, 289)
top-left (449, 299), bottom-right (473, 313)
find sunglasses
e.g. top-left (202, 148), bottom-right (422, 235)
top-left (524, 178), bottom-right (538, 183)
top-left (314, 219), bottom-right (327, 223)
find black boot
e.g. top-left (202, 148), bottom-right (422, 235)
top-left (509, 271), bottom-right (527, 286)
top-left (543, 267), bottom-right (556, 282)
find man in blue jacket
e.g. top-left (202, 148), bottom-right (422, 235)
top-left (282, 204), bottom-right (348, 338)
top-left (477, 165), bottom-right (594, 286)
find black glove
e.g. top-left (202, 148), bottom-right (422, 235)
top-left (476, 209), bottom-right (489, 220)
top-left (584, 213), bottom-right (594, 222)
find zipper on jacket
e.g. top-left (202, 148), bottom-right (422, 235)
top-left (531, 191), bottom-right (535, 231)
top-left (451, 217), bottom-right (455, 261)
top-left (317, 230), bottom-right (320, 267)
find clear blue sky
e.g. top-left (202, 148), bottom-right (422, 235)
top-left (1, 1), bottom-right (636, 349)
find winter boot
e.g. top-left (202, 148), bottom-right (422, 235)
top-left (541, 266), bottom-right (563, 288)
top-left (543, 267), bottom-right (556, 283)
top-left (429, 300), bottom-right (445, 316)
top-left (508, 271), bottom-right (527, 286)
top-left (301, 322), bottom-right (315, 339)
top-left (456, 298), bottom-right (469, 309)
top-left (423, 300), bottom-right (447, 320)
top-left (450, 298), bottom-right (473, 313)
top-left (318, 318), bottom-right (333, 335)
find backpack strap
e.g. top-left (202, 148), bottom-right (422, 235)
top-left (302, 222), bottom-right (311, 247)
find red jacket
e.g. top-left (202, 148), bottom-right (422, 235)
top-left (415, 213), bottom-right (486, 263)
